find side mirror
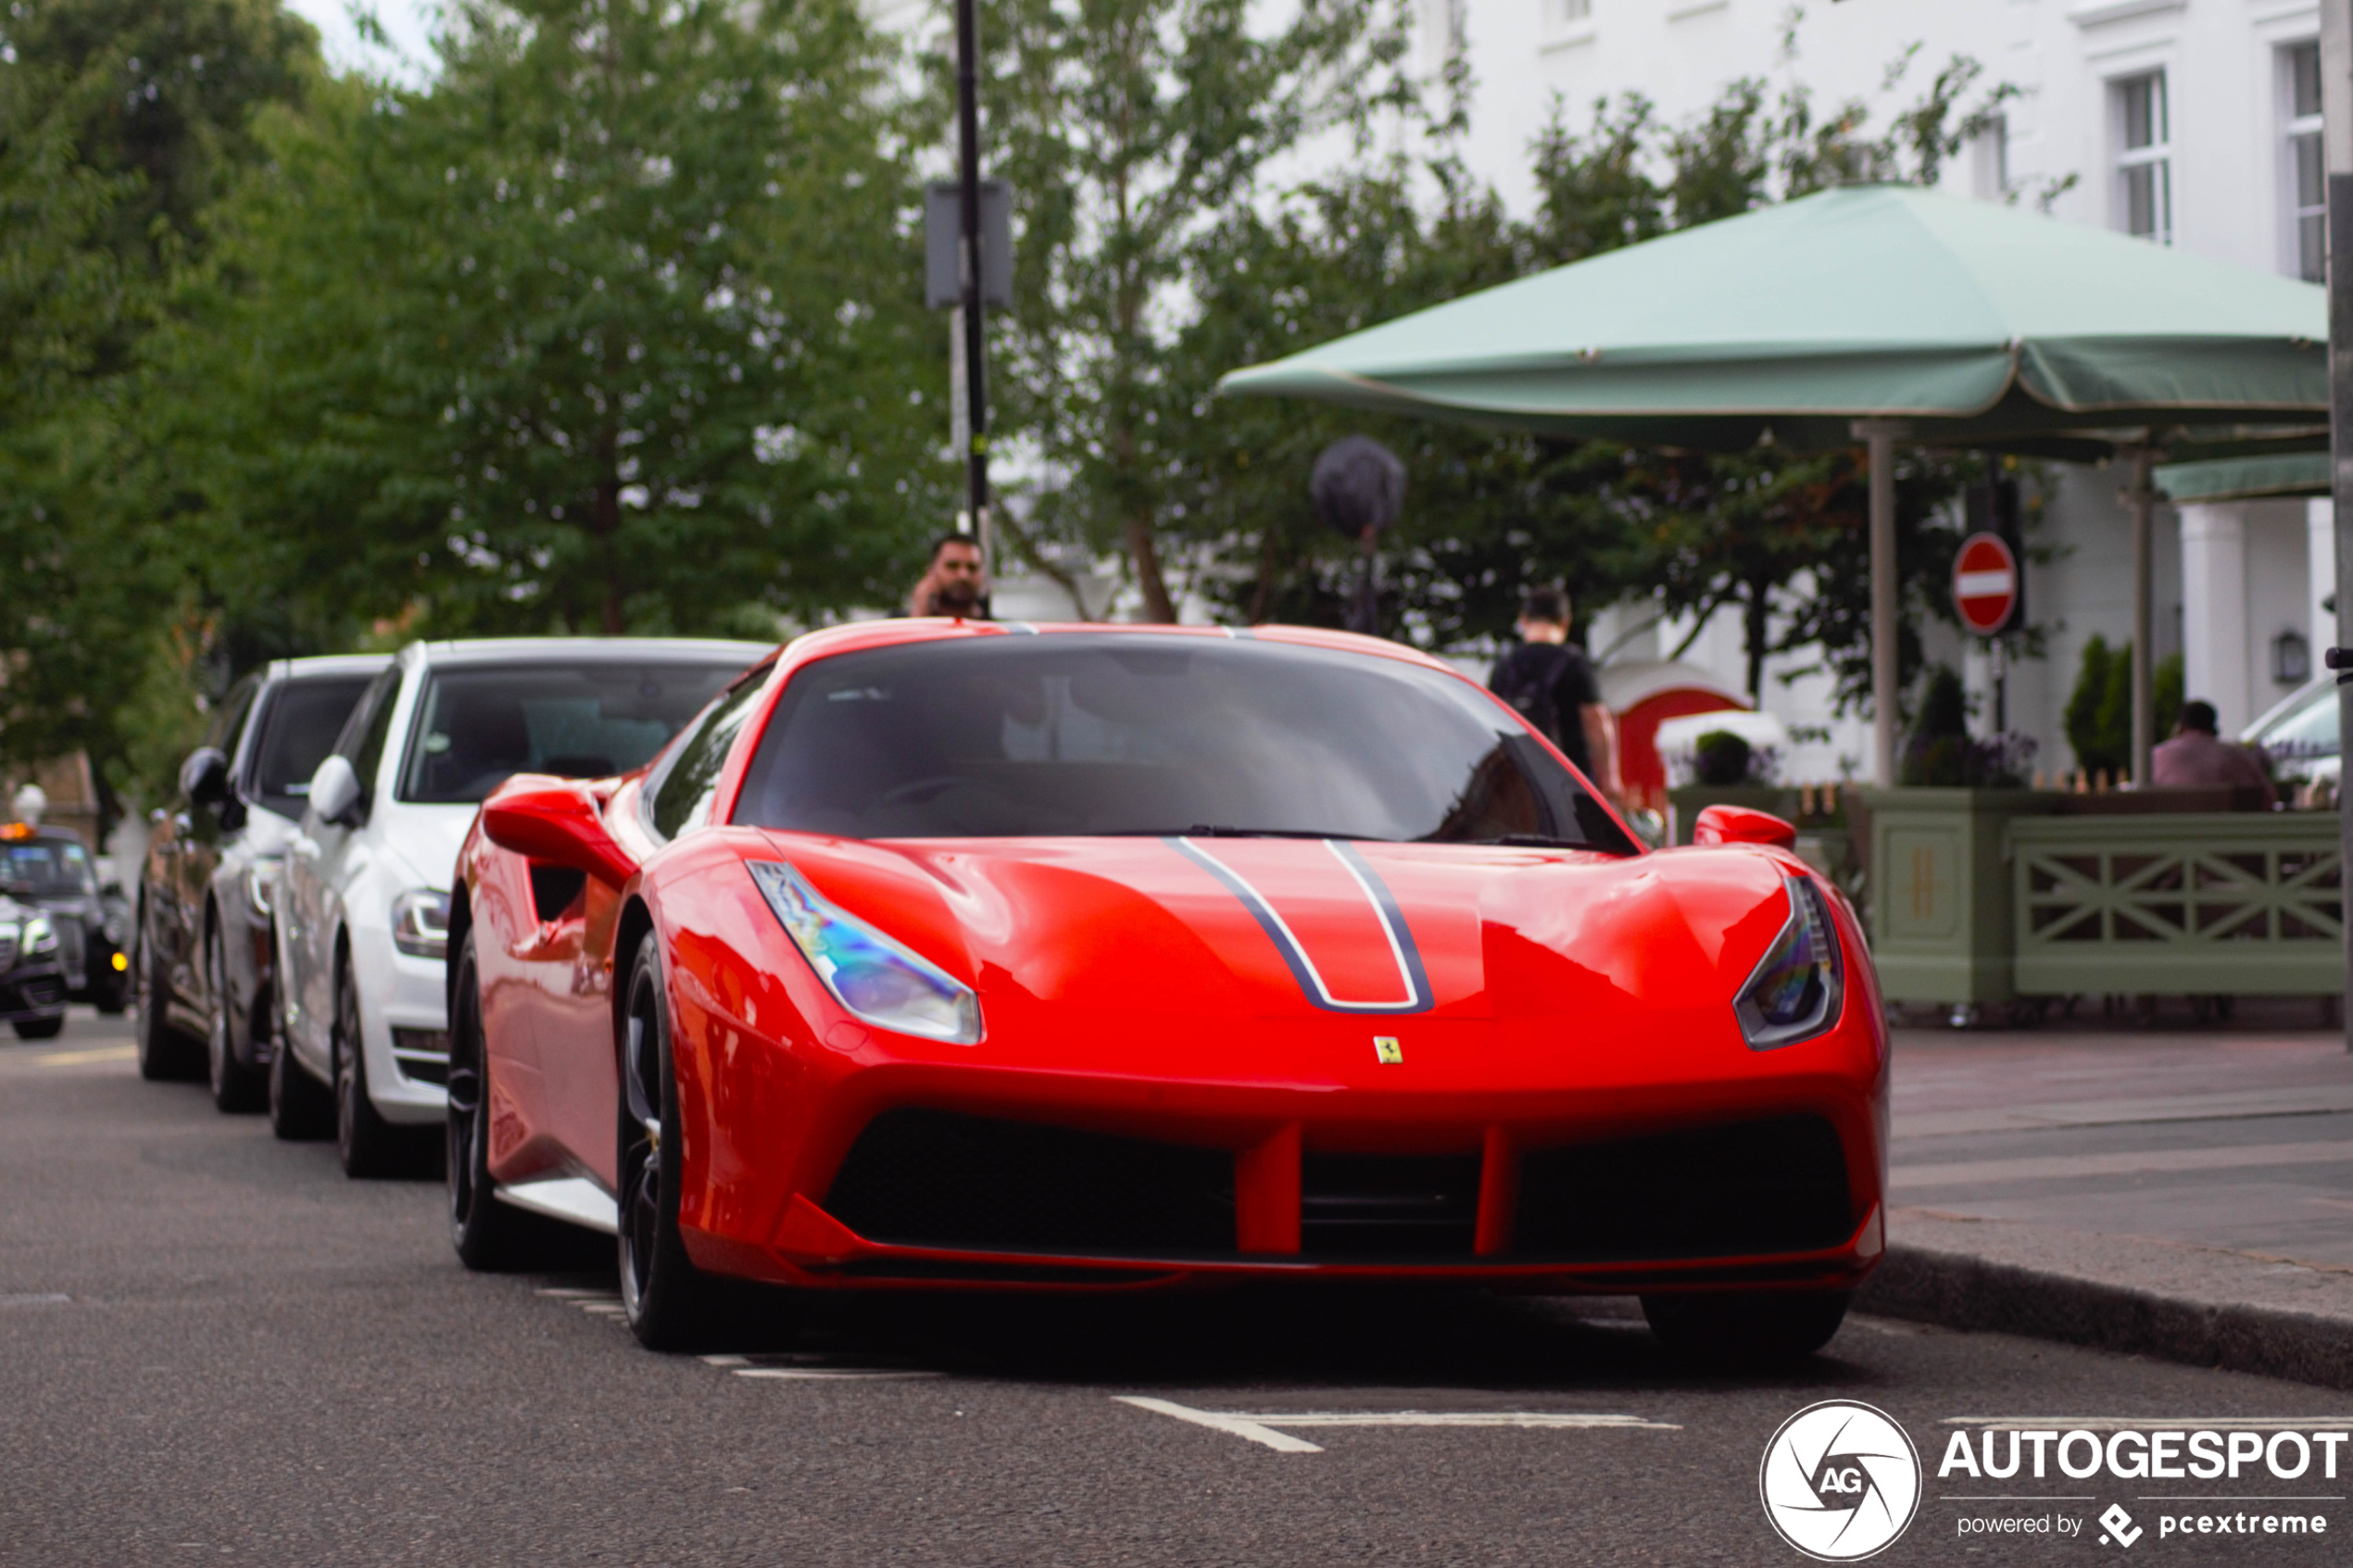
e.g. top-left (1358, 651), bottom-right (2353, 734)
top-left (1692, 804), bottom-right (1798, 850)
top-left (481, 775), bottom-right (639, 888)
top-left (179, 747), bottom-right (231, 808)
top-left (308, 755), bottom-right (365, 829)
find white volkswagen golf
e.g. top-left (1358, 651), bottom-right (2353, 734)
top-left (273, 636), bottom-right (770, 1174)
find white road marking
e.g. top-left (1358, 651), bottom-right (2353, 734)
top-left (34, 1045), bottom-right (135, 1066)
top-left (0, 1292), bottom-right (70, 1307)
top-left (534, 1287), bottom-right (613, 1298)
top-left (1114, 1396), bottom-right (1679, 1453)
top-left (1893, 1140), bottom-right (2353, 1189)
top-left (733, 1368), bottom-right (943, 1380)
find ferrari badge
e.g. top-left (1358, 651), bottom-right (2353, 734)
top-left (1373, 1036), bottom-right (1403, 1065)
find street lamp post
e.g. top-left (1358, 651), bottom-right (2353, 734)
top-left (953, 0), bottom-right (989, 573)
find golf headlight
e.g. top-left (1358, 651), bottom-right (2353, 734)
top-left (23, 915), bottom-right (57, 955)
top-left (1733, 875), bottom-right (1843, 1050)
top-left (748, 859), bottom-right (981, 1045)
top-left (245, 857), bottom-right (283, 919)
top-left (391, 888), bottom-right (450, 960)
top-left (102, 910), bottom-right (128, 945)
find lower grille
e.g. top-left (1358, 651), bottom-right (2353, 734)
top-left (1514, 1115), bottom-right (1852, 1261)
top-left (824, 1110), bottom-right (1236, 1256)
top-left (1302, 1153), bottom-right (1481, 1257)
top-left (14, 974), bottom-right (66, 1010)
top-left (391, 1027), bottom-right (451, 1087)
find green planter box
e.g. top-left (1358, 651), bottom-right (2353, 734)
top-left (1857, 787), bottom-right (2057, 1006)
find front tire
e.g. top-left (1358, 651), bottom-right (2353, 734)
top-left (133, 914), bottom-right (204, 1082)
top-left (1641, 1289), bottom-right (1851, 1363)
top-left (447, 930), bottom-right (575, 1269)
top-left (618, 933), bottom-right (733, 1350)
top-left (206, 927), bottom-right (267, 1113)
top-left (269, 1023), bottom-right (334, 1141)
top-left (333, 958), bottom-right (406, 1179)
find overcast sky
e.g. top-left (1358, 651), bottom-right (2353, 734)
top-left (284, 0), bottom-right (441, 82)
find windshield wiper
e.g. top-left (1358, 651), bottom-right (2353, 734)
top-left (1105, 825), bottom-right (1378, 840)
top-left (1453, 834), bottom-right (1586, 848)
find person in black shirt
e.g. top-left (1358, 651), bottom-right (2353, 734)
top-left (1488, 587), bottom-right (1622, 805)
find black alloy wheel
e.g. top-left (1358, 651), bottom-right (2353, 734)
top-left (206, 925), bottom-right (267, 1113)
top-left (333, 957), bottom-right (406, 1179)
top-left (1640, 1288), bottom-right (1852, 1363)
top-left (447, 930), bottom-right (575, 1269)
top-left (133, 905), bottom-right (204, 1082)
top-left (617, 934), bottom-right (738, 1351)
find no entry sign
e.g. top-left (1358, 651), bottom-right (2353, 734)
top-left (1952, 532), bottom-right (2020, 635)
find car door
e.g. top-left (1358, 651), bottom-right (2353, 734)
top-left (513, 664), bottom-right (773, 1188)
top-left (162, 675), bottom-right (260, 1021)
top-left (285, 665), bottom-right (403, 1074)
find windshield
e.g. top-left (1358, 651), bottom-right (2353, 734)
top-left (732, 634), bottom-right (1635, 850)
top-left (396, 660), bottom-right (749, 804)
top-left (2, 837), bottom-right (94, 896)
top-left (248, 675), bottom-right (376, 818)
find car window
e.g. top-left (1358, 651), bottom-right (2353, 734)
top-left (731, 634), bottom-right (1636, 850)
top-left (647, 665), bottom-right (774, 841)
top-left (206, 674), bottom-right (262, 758)
top-left (1, 836), bottom-right (94, 896)
top-left (334, 666), bottom-right (406, 813)
top-left (396, 660), bottom-right (748, 806)
top-left (245, 676), bottom-right (378, 819)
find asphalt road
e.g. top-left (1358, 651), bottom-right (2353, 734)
top-left (5, 1010), bottom-right (2348, 1566)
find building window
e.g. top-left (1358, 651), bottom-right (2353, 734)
top-left (2286, 42), bottom-right (2324, 282)
top-left (1555, 0), bottom-right (1592, 24)
top-left (2115, 71), bottom-right (2171, 245)
top-left (1972, 114), bottom-right (2010, 200)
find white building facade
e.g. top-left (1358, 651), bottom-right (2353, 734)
top-left (1447, 0), bottom-right (2334, 778)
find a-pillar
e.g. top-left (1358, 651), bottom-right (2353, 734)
top-left (2180, 504), bottom-right (2251, 734)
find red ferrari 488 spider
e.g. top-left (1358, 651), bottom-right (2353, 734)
top-left (448, 621), bottom-right (1886, 1357)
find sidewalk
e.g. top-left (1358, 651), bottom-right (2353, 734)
top-left (1858, 1004), bottom-right (2353, 1386)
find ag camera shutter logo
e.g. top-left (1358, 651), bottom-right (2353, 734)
top-left (1760, 1400), bottom-right (1923, 1561)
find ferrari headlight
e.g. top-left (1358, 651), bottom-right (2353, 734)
top-left (1732, 875), bottom-right (1843, 1051)
top-left (391, 888), bottom-right (450, 960)
top-left (23, 915), bottom-right (57, 955)
top-left (747, 859), bottom-right (982, 1045)
top-left (245, 857), bottom-right (283, 920)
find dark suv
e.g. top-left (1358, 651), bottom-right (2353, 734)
top-left (0, 822), bottom-right (130, 1013)
top-left (0, 892), bottom-right (69, 1039)
top-left (135, 655), bottom-right (389, 1108)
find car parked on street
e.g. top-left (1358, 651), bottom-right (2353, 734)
top-left (2243, 676), bottom-right (2338, 792)
top-left (133, 656), bottom-right (390, 1107)
top-left (275, 637), bottom-right (769, 1175)
top-left (1, 822), bottom-right (131, 1016)
top-left (449, 621), bottom-right (1887, 1361)
top-left (0, 892), bottom-right (68, 1039)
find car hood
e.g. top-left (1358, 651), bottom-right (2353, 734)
top-left (375, 802), bottom-right (482, 893)
top-left (758, 833), bottom-right (1798, 1029)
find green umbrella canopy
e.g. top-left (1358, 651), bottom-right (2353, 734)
top-left (1219, 184), bottom-right (2325, 454)
top-left (2154, 450), bottom-right (2328, 504)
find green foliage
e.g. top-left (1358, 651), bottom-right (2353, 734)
top-left (970, 0), bottom-right (1413, 621)
top-left (2064, 637), bottom-right (2182, 777)
top-left (164, 0), bottom-right (948, 643)
top-left (1690, 729), bottom-right (1755, 786)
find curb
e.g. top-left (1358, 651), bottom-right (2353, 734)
top-left (1858, 1226), bottom-right (2353, 1391)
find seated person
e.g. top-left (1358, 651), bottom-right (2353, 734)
top-left (2149, 700), bottom-right (2277, 807)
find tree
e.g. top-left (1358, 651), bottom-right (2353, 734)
top-left (971, 0), bottom-right (1412, 621)
top-left (164, 0), bottom-right (949, 643)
